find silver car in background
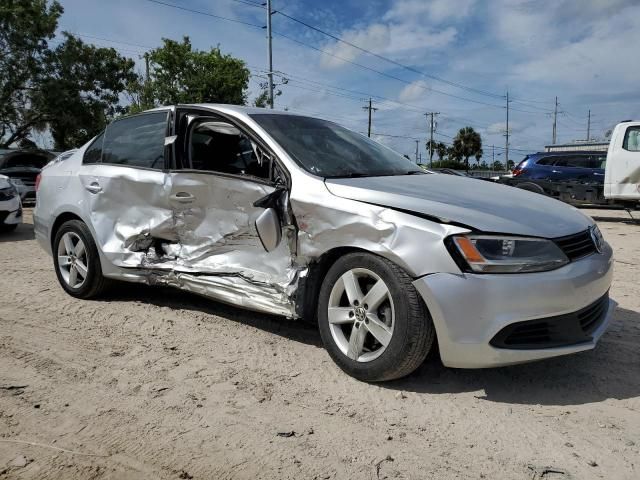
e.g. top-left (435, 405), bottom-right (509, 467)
top-left (34, 105), bottom-right (614, 381)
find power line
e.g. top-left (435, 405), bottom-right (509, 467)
top-left (272, 32), bottom-right (510, 110)
top-left (140, 0), bottom-right (560, 115)
top-left (142, 0), bottom-right (264, 29)
top-left (276, 11), bottom-right (506, 101)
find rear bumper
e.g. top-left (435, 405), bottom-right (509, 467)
top-left (413, 244), bottom-right (614, 368)
top-left (33, 207), bottom-right (52, 255)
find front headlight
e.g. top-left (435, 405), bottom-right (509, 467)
top-left (0, 184), bottom-right (18, 200)
top-left (447, 234), bottom-right (569, 273)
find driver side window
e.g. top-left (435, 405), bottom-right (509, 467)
top-left (188, 118), bottom-right (270, 180)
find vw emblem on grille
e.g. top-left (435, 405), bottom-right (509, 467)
top-left (590, 226), bottom-right (603, 254)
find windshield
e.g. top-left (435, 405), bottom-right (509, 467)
top-left (249, 114), bottom-right (424, 178)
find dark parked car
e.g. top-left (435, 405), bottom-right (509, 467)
top-left (500, 151), bottom-right (607, 205)
top-left (0, 149), bottom-right (56, 204)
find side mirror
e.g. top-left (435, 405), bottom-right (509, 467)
top-left (255, 207), bottom-right (282, 252)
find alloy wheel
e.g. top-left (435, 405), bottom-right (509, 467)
top-left (57, 232), bottom-right (89, 289)
top-left (327, 268), bottom-right (395, 362)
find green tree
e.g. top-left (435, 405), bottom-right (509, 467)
top-left (43, 33), bottom-right (136, 149)
top-left (451, 126), bottom-right (483, 173)
top-left (130, 37), bottom-right (250, 110)
top-left (492, 160), bottom-right (504, 170)
top-left (0, 1), bottom-right (136, 149)
top-left (253, 88), bottom-right (270, 108)
top-left (0, 0), bottom-right (62, 147)
top-left (435, 142), bottom-right (448, 161)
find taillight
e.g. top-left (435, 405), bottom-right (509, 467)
top-left (35, 173), bottom-right (42, 191)
top-left (512, 168), bottom-right (523, 177)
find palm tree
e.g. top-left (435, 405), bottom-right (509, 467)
top-left (451, 127), bottom-right (483, 173)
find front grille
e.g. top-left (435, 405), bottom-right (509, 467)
top-left (6, 174), bottom-right (36, 186)
top-left (554, 229), bottom-right (597, 261)
top-left (490, 293), bottom-right (609, 349)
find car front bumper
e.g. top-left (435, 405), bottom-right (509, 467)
top-left (0, 195), bottom-right (22, 225)
top-left (413, 245), bottom-right (614, 368)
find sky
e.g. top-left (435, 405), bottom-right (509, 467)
top-left (52, 0), bottom-right (640, 163)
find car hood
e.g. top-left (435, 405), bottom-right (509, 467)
top-left (324, 174), bottom-right (592, 238)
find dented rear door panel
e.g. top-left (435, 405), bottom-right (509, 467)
top-left (79, 165), bottom-right (175, 268)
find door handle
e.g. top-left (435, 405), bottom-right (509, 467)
top-left (85, 182), bottom-right (102, 194)
top-left (170, 192), bottom-right (196, 203)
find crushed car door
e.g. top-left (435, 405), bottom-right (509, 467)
top-left (78, 110), bottom-right (177, 270)
top-left (165, 110), bottom-right (299, 317)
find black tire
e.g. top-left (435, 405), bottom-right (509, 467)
top-left (0, 223), bottom-right (18, 232)
top-left (52, 219), bottom-right (110, 299)
top-left (317, 252), bottom-right (435, 382)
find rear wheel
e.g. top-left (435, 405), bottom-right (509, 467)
top-left (317, 252), bottom-right (435, 382)
top-left (53, 220), bottom-right (110, 298)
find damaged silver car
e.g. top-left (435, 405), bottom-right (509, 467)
top-left (34, 105), bottom-right (614, 381)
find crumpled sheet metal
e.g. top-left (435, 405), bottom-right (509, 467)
top-left (88, 165), bottom-right (302, 318)
top-left (291, 180), bottom-right (467, 278)
top-left (87, 161), bottom-right (466, 319)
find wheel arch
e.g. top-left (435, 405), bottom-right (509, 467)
top-left (296, 246), bottom-right (370, 323)
top-left (50, 212), bottom-right (85, 248)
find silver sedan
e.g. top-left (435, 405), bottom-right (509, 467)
top-left (34, 105), bottom-right (614, 381)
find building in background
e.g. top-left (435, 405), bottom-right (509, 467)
top-left (545, 141), bottom-right (609, 152)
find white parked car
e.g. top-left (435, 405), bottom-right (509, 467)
top-left (34, 105), bottom-right (614, 381)
top-left (0, 174), bottom-right (22, 232)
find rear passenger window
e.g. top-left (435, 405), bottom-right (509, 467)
top-left (83, 132), bottom-right (104, 164)
top-left (536, 157), bottom-right (555, 166)
top-left (554, 156), bottom-right (591, 168)
top-left (623, 126), bottom-right (640, 151)
top-left (102, 112), bottom-right (168, 169)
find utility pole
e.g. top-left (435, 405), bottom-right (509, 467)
top-left (492, 144), bottom-right (495, 165)
top-left (505, 90), bottom-right (510, 168)
top-left (552, 96), bottom-right (558, 144)
top-left (425, 112), bottom-right (439, 168)
top-left (266, 0), bottom-right (274, 109)
top-left (587, 109), bottom-right (591, 141)
top-left (143, 52), bottom-right (151, 109)
top-left (363, 98), bottom-right (377, 137)
top-left (415, 140), bottom-right (419, 163)
top-left (144, 53), bottom-right (150, 82)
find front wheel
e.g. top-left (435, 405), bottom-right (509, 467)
top-left (317, 252), bottom-right (435, 382)
top-left (53, 219), bottom-right (110, 299)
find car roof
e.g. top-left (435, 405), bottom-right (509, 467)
top-left (527, 151), bottom-right (607, 159)
top-left (147, 104), bottom-right (299, 117)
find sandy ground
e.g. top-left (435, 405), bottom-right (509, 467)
top-left (0, 208), bottom-right (638, 480)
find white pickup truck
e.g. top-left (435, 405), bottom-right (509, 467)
top-left (605, 121), bottom-right (640, 206)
